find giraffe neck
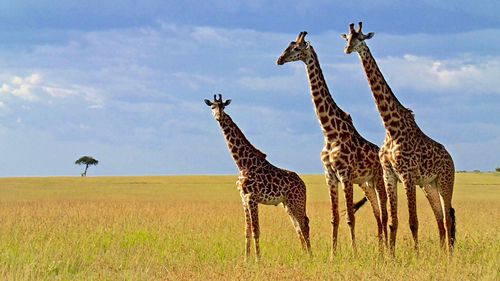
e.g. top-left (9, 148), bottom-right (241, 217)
top-left (217, 114), bottom-right (266, 171)
top-left (357, 43), bottom-right (411, 133)
top-left (304, 48), bottom-right (353, 139)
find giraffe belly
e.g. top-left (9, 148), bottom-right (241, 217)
top-left (391, 165), bottom-right (438, 186)
top-left (415, 174), bottom-right (438, 186)
top-left (259, 195), bottom-right (284, 206)
top-left (353, 173), bottom-right (374, 185)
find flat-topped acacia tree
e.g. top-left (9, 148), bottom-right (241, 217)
top-left (75, 156), bottom-right (99, 177)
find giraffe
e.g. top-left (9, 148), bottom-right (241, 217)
top-left (341, 22), bottom-right (456, 255)
top-left (276, 31), bottom-right (388, 257)
top-left (205, 94), bottom-right (311, 262)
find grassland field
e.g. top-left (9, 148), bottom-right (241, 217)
top-left (0, 172), bottom-right (499, 280)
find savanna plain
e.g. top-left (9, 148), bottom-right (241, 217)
top-left (0, 173), bottom-right (499, 280)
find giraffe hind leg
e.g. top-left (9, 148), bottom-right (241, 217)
top-left (437, 170), bottom-right (455, 255)
top-left (341, 180), bottom-right (356, 252)
top-left (402, 177), bottom-right (419, 251)
top-left (284, 202), bottom-right (311, 255)
top-left (359, 182), bottom-right (384, 251)
top-left (421, 182), bottom-right (446, 249)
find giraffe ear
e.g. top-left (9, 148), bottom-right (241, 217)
top-left (362, 32), bottom-right (375, 40)
top-left (340, 33), bottom-right (348, 40)
top-left (305, 41), bottom-right (311, 49)
top-left (204, 99), bottom-right (212, 106)
top-left (224, 99), bottom-right (232, 106)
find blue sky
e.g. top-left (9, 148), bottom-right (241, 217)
top-left (0, 1), bottom-right (499, 176)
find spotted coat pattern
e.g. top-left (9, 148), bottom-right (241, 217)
top-left (276, 32), bottom-right (388, 256)
top-left (205, 95), bottom-right (311, 262)
top-left (343, 22), bottom-right (456, 255)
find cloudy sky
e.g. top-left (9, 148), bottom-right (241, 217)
top-left (0, 1), bottom-right (499, 176)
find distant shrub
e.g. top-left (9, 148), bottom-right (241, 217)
top-left (472, 170), bottom-right (481, 173)
top-left (456, 170), bottom-right (467, 173)
top-left (495, 167), bottom-right (500, 172)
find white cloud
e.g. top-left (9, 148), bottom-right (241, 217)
top-left (334, 51), bottom-right (500, 97)
top-left (0, 74), bottom-right (43, 101)
top-left (0, 73), bottom-right (104, 107)
top-left (25, 73), bottom-right (42, 84)
top-left (170, 72), bottom-right (218, 91)
top-left (12, 84), bottom-right (38, 101)
top-left (72, 85), bottom-right (104, 106)
top-left (237, 64), bottom-right (307, 93)
top-left (0, 83), bottom-right (11, 92)
top-left (191, 26), bottom-right (231, 45)
top-left (377, 55), bottom-right (500, 95)
top-left (43, 86), bottom-right (76, 98)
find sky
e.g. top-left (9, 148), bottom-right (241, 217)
top-left (0, 1), bottom-right (499, 176)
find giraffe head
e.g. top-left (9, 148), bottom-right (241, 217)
top-left (276, 31), bottom-right (311, 65)
top-left (341, 22), bottom-right (374, 54)
top-left (204, 93), bottom-right (231, 121)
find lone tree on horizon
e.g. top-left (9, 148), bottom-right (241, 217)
top-left (75, 156), bottom-right (99, 176)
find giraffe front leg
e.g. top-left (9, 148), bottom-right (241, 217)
top-left (242, 203), bottom-right (252, 263)
top-left (248, 199), bottom-right (261, 262)
top-left (238, 178), bottom-right (252, 263)
top-left (324, 167), bottom-right (339, 260)
top-left (329, 185), bottom-right (339, 260)
top-left (375, 174), bottom-right (389, 247)
top-left (341, 179), bottom-right (356, 252)
top-left (383, 166), bottom-right (398, 255)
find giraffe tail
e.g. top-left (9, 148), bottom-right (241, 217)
top-left (353, 197), bottom-right (368, 213)
top-left (450, 207), bottom-right (456, 246)
top-left (340, 197), bottom-right (368, 215)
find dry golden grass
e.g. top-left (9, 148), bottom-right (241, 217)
top-left (0, 173), bottom-right (499, 280)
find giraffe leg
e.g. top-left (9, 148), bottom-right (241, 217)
top-left (324, 166), bottom-right (339, 259)
top-left (248, 199), bottom-right (261, 262)
top-left (421, 182), bottom-right (445, 249)
top-left (375, 174), bottom-right (389, 247)
top-left (438, 169), bottom-right (455, 255)
top-left (402, 177), bottom-right (419, 251)
top-left (341, 179), bottom-right (356, 252)
top-left (303, 215), bottom-right (311, 255)
top-left (359, 181), bottom-right (384, 252)
top-left (284, 201), bottom-right (311, 255)
top-left (297, 183), bottom-right (312, 254)
top-left (239, 191), bottom-right (252, 263)
top-left (383, 166), bottom-right (398, 255)
top-left (242, 204), bottom-right (252, 262)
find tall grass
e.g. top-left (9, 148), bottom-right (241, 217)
top-left (0, 173), bottom-right (498, 280)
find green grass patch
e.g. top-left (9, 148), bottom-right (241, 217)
top-left (0, 174), bottom-right (499, 280)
